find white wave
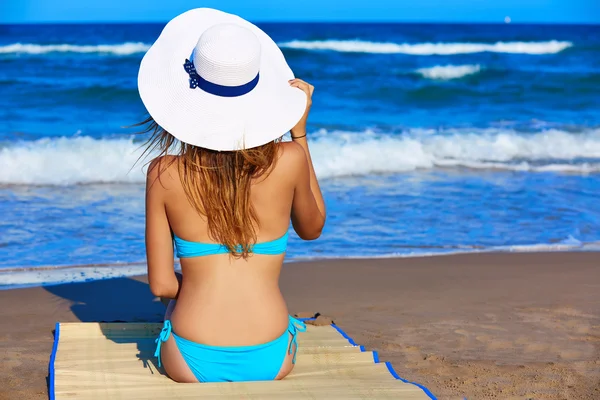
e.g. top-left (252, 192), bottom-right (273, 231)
top-left (0, 39), bottom-right (572, 57)
top-left (0, 263), bottom-right (149, 289)
top-left (0, 42), bottom-right (150, 55)
top-left (0, 136), bottom-right (147, 185)
top-left (310, 128), bottom-right (600, 178)
top-left (416, 64), bottom-right (481, 79)
top-left (1, 128), bottom-right (600, 185)
top-left (279, 40), bottom-right (572, 55)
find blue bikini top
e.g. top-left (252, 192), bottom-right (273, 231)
top-left (173, 232), bottom-right (288, 258)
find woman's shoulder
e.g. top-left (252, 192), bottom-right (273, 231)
top-left (146, 155), bottom-right (180, 188)
top-left (277, 141), bottom-right (307, 171)
top-left (275, 141), bottom-right (310, 182)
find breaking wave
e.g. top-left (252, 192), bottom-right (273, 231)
top-left (1, 127), bottom-right (599, 185)
top-left (279, 40), bottom-right (573, 55)
top-left (0, 42), bottom-right (150, 55)
top-left (416, 64), bottom-right (482, 79)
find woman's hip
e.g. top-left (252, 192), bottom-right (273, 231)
top-left (167, 296), bottom-right (290, 346)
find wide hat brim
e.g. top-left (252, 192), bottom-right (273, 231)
top-left (138, 8), bottom-right (307, 151)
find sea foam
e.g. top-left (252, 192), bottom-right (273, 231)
top-left (0, 40), bottom-right (573, 57)
top-left (279, 40), bottom-right (573, 55)
top-left (416, 64), bottom-right (482, 79)
top-left (0, 42), bottom-right (150, 55)
top-left (1, 128), bottom-right (599, 185)
top-left (0, 136), bottom-right (146, 185)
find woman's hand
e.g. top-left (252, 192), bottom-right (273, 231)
top-left (289, 78), bottom-right (314, 138)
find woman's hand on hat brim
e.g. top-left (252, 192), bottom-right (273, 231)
top-left (289, 79), bottom-right (314, 138)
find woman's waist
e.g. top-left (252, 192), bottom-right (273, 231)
top-left (170, 291), bottom-right (289, 346)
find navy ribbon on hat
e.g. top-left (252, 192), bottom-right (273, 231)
top-left (184, 58), bottom-right (259, 97)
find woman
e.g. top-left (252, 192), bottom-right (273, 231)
top-left (138, 8), bottom-right (326, 383)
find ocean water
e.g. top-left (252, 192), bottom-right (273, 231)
top-left (1, 22), bottom-right (599, 288)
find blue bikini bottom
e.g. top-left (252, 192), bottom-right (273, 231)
top-left (154, 315), bottom-right (307, 382)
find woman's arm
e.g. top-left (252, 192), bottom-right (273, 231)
top-left (145, 158), bottom-right (180, 299)
top-left (288, 79), bottom-right (326, 239)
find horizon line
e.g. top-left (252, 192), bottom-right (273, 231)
top-left (2, 20), bottom-right (599, 26)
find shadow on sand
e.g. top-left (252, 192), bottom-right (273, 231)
top-left (44, 276), bottom-right (164, 322)
top-left (44, 276), bottom-right (168, 391)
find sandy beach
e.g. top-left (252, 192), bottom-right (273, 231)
top-left (1, 252), bottom-right (599, 399)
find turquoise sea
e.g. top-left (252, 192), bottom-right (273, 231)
top-left (1, 22), bottom-right (599, 288)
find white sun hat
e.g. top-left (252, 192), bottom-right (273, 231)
top-left (138, 8), bottom-right (307, 151)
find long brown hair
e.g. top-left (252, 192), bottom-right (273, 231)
top-left (137, 116), bottom-right (280, 259)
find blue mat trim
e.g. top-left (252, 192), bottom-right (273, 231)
top-left (331, 322), bottom-right (437, 399)
top-left (373, 350), bottom-right (380, 363)
top-left (48, 322), bottom-right (60, 400)
top-left (385, 361), bottom-right (437, 400)
top-left (331, 323), bottom-right (358, 346)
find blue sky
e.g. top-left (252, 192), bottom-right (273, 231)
top-left (1, 0), bottom-right (599, 24)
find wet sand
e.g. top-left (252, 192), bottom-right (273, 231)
top-left (1, 252), bottom-right (599, 399)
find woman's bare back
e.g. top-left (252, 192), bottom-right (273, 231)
top-left (149, 141), bottom-right (304, 347)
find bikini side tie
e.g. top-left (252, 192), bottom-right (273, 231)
top-left (287, 316), bottom-right (307, 364)
top-left (154, 320), bottom-right (172, 368)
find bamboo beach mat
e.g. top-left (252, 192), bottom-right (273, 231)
top-left (49, 321), bottom-right (436, 399)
